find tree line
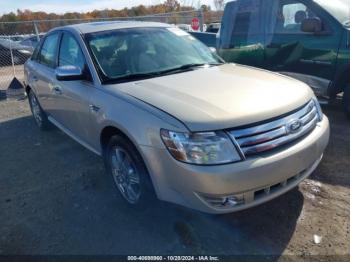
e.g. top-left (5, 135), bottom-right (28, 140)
top-left (0, 0), bottom-right (224, 35)
top-left (0, 0), bottom-right (216, 22)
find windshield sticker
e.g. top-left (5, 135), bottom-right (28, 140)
top-left (167, 27), bottom-right (190, 36)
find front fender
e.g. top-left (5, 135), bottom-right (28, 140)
top-left (89, 87), bottom-right (188, 153)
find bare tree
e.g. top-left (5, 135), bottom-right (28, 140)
top-left (213, 0), bottom-right (225, 11)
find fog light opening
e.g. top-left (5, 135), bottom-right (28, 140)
top-left (222, 195), bottom-right (244, 207)
top-left (199, 193), bottom-right (245, 208)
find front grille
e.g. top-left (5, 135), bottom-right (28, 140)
top-left (229, 100), bottom-right (319, 157)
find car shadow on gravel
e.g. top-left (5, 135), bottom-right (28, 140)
top-left (309, 107), bottom-right (350, 188)
top-left (0, 115), bottom-right (303, 255)
top-left (216, 188), bottom-right (304, 255)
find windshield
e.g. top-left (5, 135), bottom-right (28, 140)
top-left (314, 0), bottom-right (350, 26)
top-left (85, 27), bottom-right (222, 83)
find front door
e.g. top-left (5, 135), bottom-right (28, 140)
top-left (54, 32), bottom-right (94, 144)
top-left (264, 0), bottom-right (342, 96)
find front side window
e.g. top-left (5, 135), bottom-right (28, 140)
top-left (85, 27), bottom-right (222, 83)
top-left (38, 33), bottom-right (59, 68)
top-left (273, 0), bottom-right (324, 33)
top-left (314, 0), bottom-right (350, 26)
top-left (59, 33), bottom-right (85, 69)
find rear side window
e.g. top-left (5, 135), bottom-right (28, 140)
top-left (219, 0), bottom-right (262, 49)
top-left (31, 40), bottom-right (42, 61)
top-left (38, 33), bottom-right (59, 68)
top-left (58, 33), bottom-right (85, 69)
top-left (232, 3), bottom-right (260, 34)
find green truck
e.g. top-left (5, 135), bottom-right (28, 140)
top-left (194, 0), bottom-right (350, 117)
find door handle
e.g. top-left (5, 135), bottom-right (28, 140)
top-left (53, 86), bottom-right (62, 95)
top-left (32, 75), bottom-right (38, 82)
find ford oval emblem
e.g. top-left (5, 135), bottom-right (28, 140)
top-left (286, 119), bottom-right (303, 134)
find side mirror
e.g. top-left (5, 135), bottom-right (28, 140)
top-left (301, 18), bottom-right (322, 33)
top-left (55, 65), bottom-right (85, 81)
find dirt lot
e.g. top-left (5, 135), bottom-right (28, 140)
top-left (0, 97), bottom-right (349, 258)
top-left (0, 65), bottom-right (24, 91)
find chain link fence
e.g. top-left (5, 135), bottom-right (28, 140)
top-left (0, 10), bottom-right (223, 98)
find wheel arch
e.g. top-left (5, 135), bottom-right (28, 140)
top-left (100, 125), bottom-right (159, 196)
top-left (330, 64), bottom-right (350, 97)
top-left (100, 125), bottom-right (135, 156)
top-left (25, 84), bottom-right (39, 97)
top-left (25, 85), bottom-right (32, 95)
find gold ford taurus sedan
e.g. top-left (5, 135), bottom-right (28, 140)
top-left (24, 22), bottom-right (330, 214)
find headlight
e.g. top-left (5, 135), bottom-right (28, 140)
top-left (160, 129), bottom-right (242, 165)
top-left (313, 98), bottom-right (323, 121)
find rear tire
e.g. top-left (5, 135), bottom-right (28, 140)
top-left (28, 90), bottom-right (51, 130)
top-left (343, 84), bottom-right (350, 119)
top-left (104, 134), bottom-right (156, 209)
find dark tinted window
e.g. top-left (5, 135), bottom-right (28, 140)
top-left (38, 33), bottom-right (59, 68)
top-left (59, 33), bottom-right (85, 69)
top-left (232, 0), bottom-right (260, 34)
top-left (273, 0), bottom-right (324, 33)
top-left (219, 0), bottom-right (262, 49)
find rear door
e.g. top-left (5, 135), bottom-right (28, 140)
top-left (264, 0), bottom-right (342, 95)
top-left (34, 32), bottom-right (60, 116)
top-left (218, 0), bottom-right (264, 67)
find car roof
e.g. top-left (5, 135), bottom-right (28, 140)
top-left (54, 21), bottom-right (170, 34)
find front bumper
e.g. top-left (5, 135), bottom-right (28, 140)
top-left (140, 116), bottom-right (330, 214)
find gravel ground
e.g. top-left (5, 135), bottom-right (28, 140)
top-left (0, 65), bottom-right (24, 91)
top-left (0, 97), bottom-right (349, 258)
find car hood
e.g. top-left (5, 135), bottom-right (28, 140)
top-left (112, 64), bottom-right (314, 132)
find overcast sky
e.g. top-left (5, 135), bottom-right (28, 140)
top-left (1, 0), bottom-right (216, 15)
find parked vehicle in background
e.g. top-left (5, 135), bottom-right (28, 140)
top-left (0, 34), bottom-right (43, 66)
top-left (0, 40), bottom-right (31, 66)
top-left (176, 24), bottom-right (192, 32)
top-left (24, 21), bottom-right (329, 214)
top-left (206, 22), bottom-right (221, 33)
top-left (20, 34), bottom-right (44, 51)
top-left (195, 0), bottom-right (350, 118)
top-left (176, 23), bottom-right (207, 32)
top-left (9, 35), bottom-right (25, 42)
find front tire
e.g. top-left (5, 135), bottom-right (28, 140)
top-left (28, 91), bottom-right (51, 130)
top-left (343, 84), bottom-right (350, 119)
top-left (105, 135), bottom-right (155, 207)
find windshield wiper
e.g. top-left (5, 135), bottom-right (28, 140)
top-left (175, 62), bottom-right (223, 70)
top-left (103, 72), bottom-right (160, 84)
top-left (102, 63), bottom-right (224, 84)
top-left (156, 62), bottom-right (224, 76)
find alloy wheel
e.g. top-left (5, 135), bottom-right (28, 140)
top-left (30, 94), bottom-right (42, 126)
top-left (110, 146), bottom-right (141, 204)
